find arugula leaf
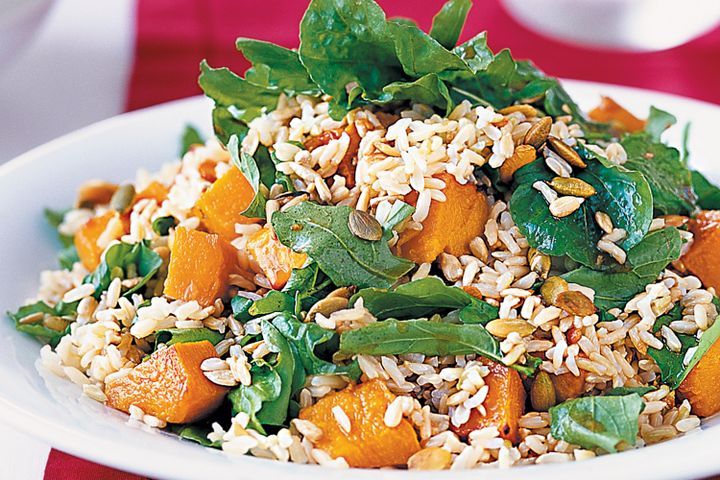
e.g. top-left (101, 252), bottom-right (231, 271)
top-left (387, 22), bottom-right (470, 79)
top-left (7, 300), bottom-right (77, 347)
top-left (228, 135), bottom-right (266, 219)
top-left (84, 241), bottom-right (163, 299)
top-left (380, 74), bottom-right (453, 112)
top-left (211, 105), bottom-right (249, 145)
top-left (622, 134), bottom-right (696, 215)
top-left (272, 202), bottom-right (414, 289)
top-left (171, 424), bottom-right (221, 448)
top-left (44, 208), bottom-right (79, 270)
top-left (563, 227), bottom-right (682, 310)
top-left (381, 200), bottom-right (414, 230)
top-left (692, 170), bottom-right (720, 210)
top-left (510, 157), bottom-right (653, 268)
top-left (452, 32), bottom-right (493, 74)
top-left (604, 386), bottom-right (655, 397)
top-left (429, 0), bottom-right (471, 49)
top-left (549, 394), bottom-right (644, 453)
top-left (644, 106), bottom-right (676, 142)
top-left (180, 124), bottom-right (204, 156)
top-left (155, 328), bottom-right (224, 348)
top-left (249, 291), bottom-right (295, 317)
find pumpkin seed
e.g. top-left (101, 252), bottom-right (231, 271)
top-left (546, 136), bottom-right (586, 168)
top-left (110, 184), bottom-right (136, 212)
top-left (530, 371), bottom-right (557, 411)
top-left (306, 296), bottom-right (349, 323)
top-left (554, 290), bottom-right (596, 316)
top-left (486, 318), bottom-right (536, 338)
top-left (523, 116), bottom-right (552, 149)
top-left (549, 177), bottom-right (596, 198)
top-left (499, 104), bottom-right (537, 117)
top-left (407, 447), bottom-right (452, 470)
top-left (540, 276), bottom-right (569, 305)
top-left (348, 209), bottom-right (383, 241)
top-left (75, 180), bottom-right (118, 209)
top-left (548, 196), bottom-right (584, 218)
top-left (326, 286), bottom-right (354, 299)
top-left (594, 211), bottom-right (614, 234)
top-left (43, 315), bottom-right (69, 332)
top-left (528, 248), bottom-right (551, 279)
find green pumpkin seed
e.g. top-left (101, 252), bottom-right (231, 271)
top-left (306, 296), bottom-right (349, 323)
top-left (348, 209), bottom-right (383, 241)
top-left (549, 177), bottom-right (596, 198)
top-left (110, 184), bottom-right (136, 212)
top-left (547, 136), bottom-right (586, 168)
top-left (523, 116), bottom-right (552, 149)
top-left (530, 371), bottom-right (557, 411)
top-left (540, 276), bottom-right (569, 305)
top-left (485, 318), bottom-right (536, 338)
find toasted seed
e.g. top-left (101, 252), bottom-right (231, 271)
top-left (326, 286), bottom-right (354, 299)
top-left (540, 276), bottom-right (569, 305)
top-left (43, 315), bottom-right (70, 332)
top-left (306, 297), bottom-right (349, 323)
top-left (547, 136), bottom-right (586, 168)
top-left (523, 116), bottom-right (552, 149)
top-left (110, 184), bottom-right (136, 212)
top-left (486, 318), bottom-right (536, 338)
top-left (18, 312), bottom-right (44, 325)
top-left (469, 236), bottom-right (489, 263)
top-left (549, 177), bottom-right (596, 198)
top-left (554, 290), bottom-right (596, 316)
top-left (407, 447), bottom-right (452, 470)
top-left (204, 369), bottom-right (239, 387)
top-left (548, 196), bottom-right (584, 218)
top-left (438, 253), bottom-right (463, 282)
top-left (528, 248), bottom-right (551, 279)
top-left (348, 209), bottom-right (383, 241)
top-left (594, 211), bottom-right (614, 234)
top-left (75, 180), bottom-right (118, 208)
top-left (530, 371), bottom-right (557, 411)
top-left (499, 104), bottom-right (538, 117)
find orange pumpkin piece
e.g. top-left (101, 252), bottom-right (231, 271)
top-left (195, 167), bottom-right (261, 240)
top-left (551, 371), bottom-right (586, 402)
top-left (105, 341), bottom-right (228, 424)
top-left (397, 173), bottom-right (490, 264)
top-left (134, 181), bottom-right (169, 205)
top-left (499, 144), bottom-right (537, 183)
top-left (588, 96), bottom-right (646, 133)
top-left (679, 336), bottom-right (720, 417)
top-left (164, 227), bottom-right (237, 306)
top-left (74, 211), bottom-right (124, 271)
top-left (198, 159), bottom-right (218, 182)
top-left (451, 360), bottom-right (525, 442)
top-left (682, 211), bottom-right (720, 292)
top-left (299, 379), bottom-right (420, 468)
top-left (246, 226), bottom-right (307, 289)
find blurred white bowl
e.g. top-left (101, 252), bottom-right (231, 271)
top-left (501, 0), bottom-right (720, 51)
top-left (0, 0), bottom-right (54, 67)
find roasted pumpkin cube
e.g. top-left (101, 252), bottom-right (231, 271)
top-left (451, 360), bottom-right (525, 442)
top-left (679, 336), bottom-right (720, 417)
top-left (105, 341), bottom-right (228, 423)
top-left (164, 227), bottom-right (237, 306)
top-left (588, 96), bottom-right (646, 133)
top-left (682, 211), bottom-right (720, 292)
top-left (299, 379), bottom-right (420, 468)
top-left (74, 211), bottom-right (124, 271)
top-left (397, 173), bottom-right (489, 264)
top-left (134, 181), bottom-right (169, 205)
top-left (195, 167), bottom-right (261, 240)
top-left (246, 226), bottom-right (307, 289)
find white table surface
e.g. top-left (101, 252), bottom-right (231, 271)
top-left (0, 0), bottom-right (134, 477)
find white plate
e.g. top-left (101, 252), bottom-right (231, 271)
top-left (1, 81), bottom-right (719, 480)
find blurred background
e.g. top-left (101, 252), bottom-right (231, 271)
top-left (1, 0), bottom-right (720, 477)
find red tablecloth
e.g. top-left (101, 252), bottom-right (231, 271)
top-left (45, 0), bottom-right (720, 478)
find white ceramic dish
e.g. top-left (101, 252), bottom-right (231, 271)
top-left (1, 81), bottom-right (719, 480)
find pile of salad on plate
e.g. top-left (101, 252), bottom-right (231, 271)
top-left (10, 0), bottom-right (720, 470)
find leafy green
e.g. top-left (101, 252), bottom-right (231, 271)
top-left (429, 0), bottom-right (471, 49)
top-left (249, 291), bottom-right (295, 317)
top-left (7, 300), bottom-right (77, 347)
top-left (622, 134), bottom-right (696, 215)
top-left (644, 106), bottom-right (676, 142)
top-left (231, 295), bottom-right (254, 322)
top-left (84, 241), bottom-right (163, 298)
top-left (692, 170), bottom-right (720, 210)
top-left (603, 386), bottom-right (655, 397)
top-left (211, 105), bottom-right (248, 145)
top-left (510, 157), bottom-right (653, 267)
top-left (44, 208), bottom-right (79, 270)
top-left (388, 22), bottom-right (469, 79)
top-left (151, 216), bottom-right (176, 236)
top-left (272, 202), bottom-right (414, 289)
top-left (563, 227), bottom-right (682, 310)
top-left (171, 424), bottom-right (220, 448)
top-left (381, 200), bottom-right (415, 230)
top-left (180, 124), bottom-right (204, 156)
top-left (155, 328), bottom-right (224, 348)
top-left (380, 74), bottom-right (453, 112)
top-left (549, 394), bottom-right (644, 453)
top-left (228, 135), bottom-right (266, 218)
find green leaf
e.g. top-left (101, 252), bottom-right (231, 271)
top-left (458, 297), bottom-right (500, 325)
top-left (249, 291), bottom-right (296, 317)
top-left (510, 157), bottom-right (653, 268)
top-left (236, 38), bottom-right (320, 96)
top-left (272, 202), bottom-right (414, 289)
top-left (429, 0), bottom-right (472, 49)
top-left (380, 74), bottom-right (453, 113)
top-left (180, 124), bottom-right (204, 156)
top-left (44, 208), bottom-right (78, 269)
top-left (622, 134), bottom-right (696, 215)
top-left (84, 241), bottom-right (163, 299)
top-left (7, 300), bottom-right (77, 347)
top-left (171, 424), bottom-right (221, 448)
top-left (691, 170), bottom-right (720, 210)
top-left (549, 394), bottom-right (644, 453)
top-left (381, 200), bottom-right (414, 231)
top-left (563, 228), bottom-right (682, 310)
top-left (388, 21), bottom-right (470, 79)
top-left (231, 295), bottom-right (254, 322)
top-left (452, 32), bottom-right (493, 74)
top-left (228, 135), bottom-right (267, 219)
top-left (155, 328), bottom-right (224, 348)
top-left (644, 106), bottom-right (676, 142)
top-left (151, 216), bottom-right (176, 236)
top-left (604, 386), bottom-right (655, 397)
top-left (211, 105), bottom-right (249, 145)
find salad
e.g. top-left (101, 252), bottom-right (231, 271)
top-left (10, 0), bottom-right (720, 470)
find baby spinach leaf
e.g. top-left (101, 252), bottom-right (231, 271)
top-left (211, 105), bottom-right (249, 145)
top-left (429, 0), bottom-right (471, 49)
top-left (458, 298), bottom-right (500, 325)
top-left (180, 124), bottom-right (204, 156)
top-left (388, 22), bottom-right (470, 79)
top-left (171, 424), bottom-right (221, 448)
top-left (380, 74), bottom-right (453, 112)
top-left (84, 241), bottom-right (163, 299)
top-left (624, 227), bottom-right (683, 278)
top-left (604, 386), bottom-right (655, 397)
top-left (692, 170), bottom-right (720, 210)
top-left (249, 291), bottom-right (295, 317)
top-left (236, 38), bottom-right (320, 96)
top-left (549, 394), bottom-right (644, 453)
top-left (644, 106), bottom-right (676, 142)
top-left (272, 202), bottom-right (414, 289)
top-left (622, 134), bottom-right (696, 215)
top-left (452, 32), bottom-right (493, 74)
top-left (228, 135), bottom-right (267, 219)
top-left (231, 295), bottom-right (254, 322)
top-left (7, 301), bottom-right (77, 347)
top-left (154, 328), bottom-right (224, 349)
top-left (151, 216), bottom-right (177, 236)
top-left (381, 200), bottom-right (414, 231)
top-left (44, 208), bottom-right (79, 270)
top-left (510, 158), bottom-right (653, 267)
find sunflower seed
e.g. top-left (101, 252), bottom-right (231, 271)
top-left (528, 248), bottom-right (551, 279)
top-left (110, 184), bottom-right (136, 212)
top-left (547, 136), bottom-right (586, 168)
top-left (18, 312), bottom-right (44, 325)
top-left (75, 180), bottom-right (118, 208)
top-left (486, 318), bottom-right (536, 338)
top-left (549, 177), bottom-right (596, 198)
top-left (594, 211), bottom-right (614, 234)
top-left (523, 116), bottom-right (552, 149)
top-left (407, 447), bottom-right (452, 470)
top-left (548, 196), bottom-right (584, 218)
top-left (348, 209), bottom-right (383, 241)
